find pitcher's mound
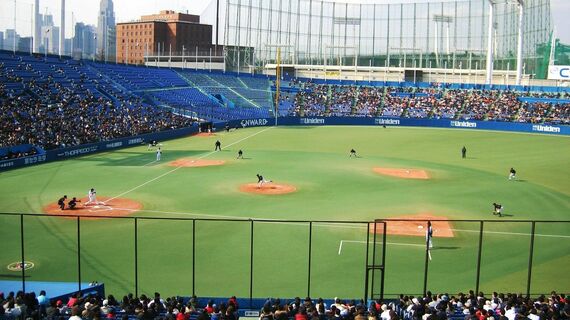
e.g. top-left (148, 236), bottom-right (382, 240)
top-left (44, 197), bottom-right (142, 219)
top-left (373, 167), bottom-right (430, 180)
top-left (239, 183), bottom-right (297, 195)
top-left (168, 159), bottom-right (226, 167)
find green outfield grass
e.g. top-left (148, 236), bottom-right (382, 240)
top-left (0, 126), bottom-right (569, 298)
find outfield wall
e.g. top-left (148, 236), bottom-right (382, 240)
top-left (228, 117), bottom-right (570, 135)
top-left (0, 126), bottom-right (198, 172)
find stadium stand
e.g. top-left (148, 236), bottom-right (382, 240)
top-left (0, 51), bottom-right (276, 157)
top-left (281, 80), bottom-right (570, 124)
top-left (2, 50), bottom-right (569, 160)
top-left (0, 52), bottom-right (194, 152)
top-left (0, 289), bottom-right (567, 320)
top-left (177, 70), bottom-right (273, 111)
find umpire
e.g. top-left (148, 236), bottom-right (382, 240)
top-left (58, 195), bottom-right (68, 210)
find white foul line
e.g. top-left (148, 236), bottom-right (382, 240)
top-left (107, 127), bottom-right (273, 202)
top-left (450, 228), bottom-right (570, 239)
top-left (338, 240), bottom-right (425, 255)
top-left (105, 206), bottom-right (570, 240)
top-left (110, 207), bottom-right (367, 227)
top-left (142, 160), bottom-right (158, 167)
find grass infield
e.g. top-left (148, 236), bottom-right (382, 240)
top-left (0, 126), bottom-right (568, 298)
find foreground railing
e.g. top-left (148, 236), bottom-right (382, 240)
top-left (0, 213), bottom-right (568, 305)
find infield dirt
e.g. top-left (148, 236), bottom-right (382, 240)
top-left (373, 167), bottom-right (430, 179)
top-left (369, 213), bottom-right (454, 237)
top-left (239, 183), bottom-right (297, 195)
top-left (44, 197), bottom-right (142, 219)
top-left (168, 159), bottom-right (226, 167)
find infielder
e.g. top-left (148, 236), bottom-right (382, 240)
top-left (156, 147), bottom-right (162, 161)
top-left (508, 167), bottom-right (516, 180)
top-left (492, 203), bottom-right (503, 217)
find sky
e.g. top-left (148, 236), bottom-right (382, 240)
top-left (0, 0), bottom-right (568, 43)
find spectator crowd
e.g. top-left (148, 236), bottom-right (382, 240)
top-left (0, 55), bottom-right (194, 157)
top-left (282, 81), bottom-right (569, 125)
top-left (2, 53), bottom-right (569, 164)
top-left (0, 289), bottom-right (568, 320)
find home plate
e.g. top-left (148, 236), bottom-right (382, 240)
top-left (418, 225), bottom-right (424, 229)
top-left (94, 206), bottom-right (100, 209)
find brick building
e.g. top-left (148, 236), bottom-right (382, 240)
top-left (116, 10), bottom-right (212, 65)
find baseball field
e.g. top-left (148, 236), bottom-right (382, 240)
top-left (0, 126), bottom-right (569, 299)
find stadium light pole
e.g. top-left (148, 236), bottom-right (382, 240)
top-left (13, 0), bottom-right (17, 54)
top-left (485, 1), bottom-right (495, 85)
top-left (515, 0), bottom-right (524, 86)
top-left (182, 45), bottom-right (185, 69)
top-left (433, 15), bottom-right (453, 67)
top-left (45, 28), bottom-right (50, 58)
top-left (59, 0), bottom-right (65, 57)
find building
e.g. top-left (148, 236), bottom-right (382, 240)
top-left (4, 29), bottom-right (20, 52)
top-left (74, 22), bottom-right (97, 59)
top-left (116, 10), bottom-right (212, 65)
top-left (18, 37), bottom-right (33, 54)
top-left (41, 26), bottom-right (60, 55)
top-left (38, 13), bottom-right (59, 55)
top-left (0, 31), bottom-right (4, 51)
top-left (65, 38), bottom-right (72, 56)
top-left (97, 0), bottom-right (116, 62)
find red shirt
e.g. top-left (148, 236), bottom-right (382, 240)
top-left (176, 312), bottom-right (190, 320)
top-left (177, 312), bottom-right (189, 320)
top-left (67, 297), bottom-right (77, 308)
